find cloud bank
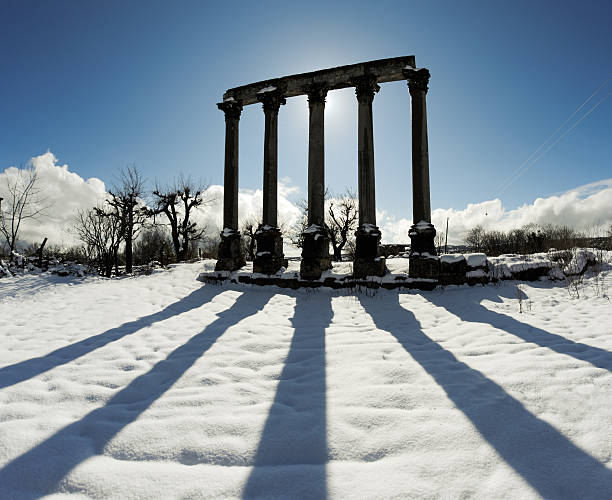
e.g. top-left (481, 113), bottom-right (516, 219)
top-left (0, 152), bottom-right (301, 250)
top-left (2, 151), bottom-right (610, 250)
top-left (0, 152), bottom-right (107, 248)
top-left (378, 178), bottom-right (612, 244)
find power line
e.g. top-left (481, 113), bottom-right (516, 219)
top-left (496, 76), bottom-right (612, 196)
top-left (500, 87), bottom-right (612, 193)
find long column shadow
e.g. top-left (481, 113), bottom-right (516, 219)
top-left (0, 285), bottom-right (225, 389)
top-left (359, 293), bottom-right (612, 499)
top-left (426, 286), bottom-right (612, 373)
top-left (0, 290), bottom-right (273, 499)
top-left (242, 293), bottom-right (333, 499)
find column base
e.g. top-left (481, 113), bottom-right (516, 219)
top-left (215, 229), bottom-right (246, 272)
top-left (408, 221), bottom-right (438, 279)
top-left (253, 225), bottom-right (287, 275)
top-left (408, 221), bottom-right (437, 257)
top-left (300, 225), bottom-right (332, 280)
top-left (409, 255), bottom-right (439, 279)
top-left (353, 224), bottom-right (386, 278)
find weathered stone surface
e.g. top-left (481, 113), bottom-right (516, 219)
top-left (409, 221), bottom-right (437, 257)
top-left (223, 56), bottom-right (415, 106)
top-left (405, 68), bottom-right (432, 226)
top-left (300, 226), bottom-right (332, 280)
top-left (353, 225), bottom-right (386, 278)
top-left (439, 255), bottom-right (467, 285)
top-left (201, 272), bottom-right (439, 291)
top-left (253, 226), bottom-right (285, 275)
top-left (215, 230), bottom-right (245, 272)
top-left (409, 255), bottom-right (439, 280)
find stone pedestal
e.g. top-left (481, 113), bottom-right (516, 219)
top-left (300, 225), bottom-right (332, 280)
top-left (408, 221), bottom-right (438, 279)
top-left (408, 255), bottom-right (439, 279)
top-left (253, 226), bottom-right (286, 275)
top-left (409, 221), bottom-right (436, 256)
top-left (353, 225), bottom-right (386, 278)
top-left (215, 229), bottom-right (245, 272)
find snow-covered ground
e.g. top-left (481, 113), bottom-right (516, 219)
top-left (1, 261), bottom-right (611, 499)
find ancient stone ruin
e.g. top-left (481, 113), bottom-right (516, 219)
top-left (214, 56), bottom-right (437, 281)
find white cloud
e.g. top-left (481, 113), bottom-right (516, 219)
top-left (191, 180), bottom-right (302, 237)
top-left (379, 178), bottom-right (612, 244)
top-left (0, 151), bottom-right (107, 249)
top-left (3, 151), bottom-right (610, 250)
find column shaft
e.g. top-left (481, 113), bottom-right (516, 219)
top-left (352, 75), bottom-right (385, 278)
top-left (355, 77), bottom-right (379, 226)
top-left (308, 86), bottom-right (327, 226)
top-left (220, 103), bottom-right (241, 230)
top-left (261, 92), bottom-right (285, 227)
top-left (406, 68), bottom-right (432, 224)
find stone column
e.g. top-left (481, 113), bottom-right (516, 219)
top-left (215, 99), bottom-right (246, 272)
top-left (405, 67), bottom-right (438, 278)
top-left (253, 88), bottom-right (287, 275)
top-left (301, 84), bottom-right (332, 279)
top-left (352, 75), bottom-right (385, 278)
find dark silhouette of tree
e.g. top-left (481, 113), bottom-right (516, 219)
top-left (150, 176), bottom-right (210, 262)
top-left (289, 189), bottom-right (358, 261)
top-left (326, 189), bottom-right (358, 261)
top-left (240, 216), bottom-right (260, 261)
top-left (133, 226), bottom-right (174, 266)
top-left (74, 205), bottom-right (123, 277)
top-left (107, 165), bottom-right (148, 273)
top-left (0, 166), bottom-right (48, 255)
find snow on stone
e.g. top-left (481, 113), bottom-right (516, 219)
top-left (465, 253), bottom-right (487, 267)
top-left (303, 224), bottom-right (323, 234)
top-left (256, 86), bottom-right (277, 94)
top-left (360, 223), bottom-right (379, 234)
top-left (440, 254), bottom-right (465, 264)
top-left (1, 260), bottom-right (612, 498)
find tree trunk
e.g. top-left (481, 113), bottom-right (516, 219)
top-left (38, 237), bottom-right (47, 268)
top-left (125, 234), bottom-right (133, 273)
top-left (125, 212), bottom-right (133, 273)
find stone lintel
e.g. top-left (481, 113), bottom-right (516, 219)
top-left (222, 56), bottom-right (416, 105)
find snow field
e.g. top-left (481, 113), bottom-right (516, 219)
top-left (1, 261), bottom-right (611, 498)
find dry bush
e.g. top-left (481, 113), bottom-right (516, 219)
top-left (465, 224), bottom-right (583, 256)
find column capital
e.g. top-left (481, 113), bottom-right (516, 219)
top-left (353, 74), bottom-right (380, 103)
top-left (257, 89), bottom-right (286, 112)
top-left (306, 83), bottom-right (328, 106)
top-left (404, 68), bottom-right (430, 94)
top-left (217, 99), bottom-right (243, 120)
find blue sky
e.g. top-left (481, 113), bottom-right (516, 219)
top-left (1, 0), bottom-right (611, 221)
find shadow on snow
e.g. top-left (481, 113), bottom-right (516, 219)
top-left (426, 285), bottom-right (612, 373)
top-left (0, 285), bottom-right (226, 389)
top-left (0, 290), bottom-right (273, 499)
top-left (242, 292), bottom-right (333, 499)
top-left (359, 293), bottom-right (612, 499)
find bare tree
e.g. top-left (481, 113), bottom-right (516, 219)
top-left (288, 189), bottom-right (358, 261)
top-left (150, 176), bottom-right (211, 262)
top-left (287, 198), bottom-right (309, 249)
top-left (0, 166), bottom-right (48, 255)
top-left (107, 165), bottom-right (148, 273)
top-left (240, 216), bottom-right (260, 261)
top-left (326, 189), bottom-right (358, 261)
top-left (74, 205), bottom-right (123, 277)
top-left (133, 226), bottom-right (174, 266)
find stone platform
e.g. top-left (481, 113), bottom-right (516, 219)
top-left (200, 251), bottom-right (586, 292)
